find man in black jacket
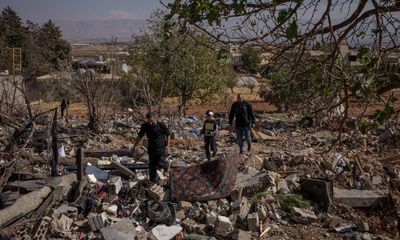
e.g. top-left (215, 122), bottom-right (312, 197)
top-left (229, 94), bottom-right (255, 154)
top-left (133, 112), bottom-right (170, 182)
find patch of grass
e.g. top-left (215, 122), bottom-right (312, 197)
top-left (251, 191), bottom-right (272, 204)
top-left (275, 194), bottom-right (311, 212)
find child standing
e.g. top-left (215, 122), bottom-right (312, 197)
top-left (201, 110), bottom-right (218, 160)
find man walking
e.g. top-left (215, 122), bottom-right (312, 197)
top-left (133, 112), bottom-right (170, 182)
top-left (229, 94), bottom-right (255, 154)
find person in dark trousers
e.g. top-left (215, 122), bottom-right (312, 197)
top-left (60, 98), bottom-right (69, 119)
top-left (229, 94), bottom-right (255, 154)
top-left (133, 112), bottom-right (170, 182)
top-left (201, 110), bottom-right (218, 160)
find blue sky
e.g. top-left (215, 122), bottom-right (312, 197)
top-left (0, 0), bottom-right (167, 22)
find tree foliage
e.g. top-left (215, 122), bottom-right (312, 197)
top-left (167, 0), bottom-right (400, 128)
top-left (0, 7), bottom-right (70, 75)
top-left (127, 12), bottom-right (236, 115)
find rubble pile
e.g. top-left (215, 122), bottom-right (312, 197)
top-left (0, 112), bottom-right (400, 239)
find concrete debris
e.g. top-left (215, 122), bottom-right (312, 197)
top-left (231, 197), bottom-right (250, 220)
top-left (88, 212), bottom-right (108, 231)
top-left (148, 184), bottom-right (166, 200)
top-left (2, 110), bottom-right (399, 239)
top-left (247, 212), bottom-right (260, 232)
top-left (108, 176), bottom-right (123, 194)
top-left (356, 222), bottom-right (370, 232)
top-left (182, 218), bottom-right (198, 232)
top-left (291, 207), bottom-right (318, 224)
top-left (100, 218), bottom-right (138, 240)
top-left (214, 216), bottom-right (233, 235)
top-left (230, 229), bottom-right (252, 240)
top-left (150, 224), bottom-right (182, 240)
top-left (333, 223), bottom-right (354, 233)
top-left (334, 188), bottom-right (385, 207)
top-left (31, 217), bottom-right (51, 240)
top-left (206, 211), bottom-right (218, 226)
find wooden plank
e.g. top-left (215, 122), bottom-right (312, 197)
top-left (84, 149), bottom-right (133, 158)
top-left (76, 148), bottom-right (85, 181)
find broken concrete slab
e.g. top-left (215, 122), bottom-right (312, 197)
top-left (4, 179), bottom-right (47, 193)
top-left (291, 207), bottom-right (317, 224)
top-left (100, 218), bottom-right (138, 240)
top-left (247, 212), bottom-right (259, 232)
top-left (231, 197), bottom-right (250, 220)
top-left (215, 216), bottom-right (233, 236)
top-left (111, 160), bottom-right (135, 179)
top-left (230, 229), bottom-right (252, 240)
top-left (233, 170), bottom-right (274, 197)
top-left (150, 224), bottom-right (183, 240)
top-left (88, 212), bottom-right (108, 231)
top-left (334, 188), bottom-right (385, 208)
top-left (0, 186), bottom-right (51, 227)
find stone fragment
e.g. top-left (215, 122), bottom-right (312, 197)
top-left (32, 216), bottom-right (51, 240)
top-left (291, 207), bottom-right (317, 224)
top-left (206, 211), bottom-right (217, 226)
top-left (88, 212), bottom-right (108, 231)
top-left (214, 216), bottom-right (233, 235)
top-left (175, 210), bottom-right (186, 221)
top-left (231, 197), bottom-right (250, 220)
top-left (179, 201), bottom-right (193, 209)
top-left (50, 213), bottom-right (73, 232)
top-left (148, 184), bottom-right (165, 200)
top-left (372, 176), bottom-right (382, 185)
top-left (181, 218), bottom-right (198, 232)
top-left (230, 229), bottom-right (252, 240)
top-left (247, 212), bottom-right (260, 232)
top-left (150, 224), bottom-right (183, 240)
top-left (110, 160), bottom-right (135, 178)
top-left (257, 204), bottom-right (267, 221)
top-left (108, 176), bottom-right (122, 194)
top-left (277, 179), bottom-right (289, 194)
top-left (333, 223), bottom-right (354, 233)
top-left (356, 222), bottom-right (370, 232)
top-left (106, 205), bottom-right (118, 216)
top-left (334, 188), bottom-right (384, 208)
top-left (100, 218), bottom-right (138, 240)
top-left (233, 170), bottom-right (274, 197)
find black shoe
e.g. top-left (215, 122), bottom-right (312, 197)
top-left (212, 152), bottom-right (217, 157)
top-left (247, 145), bottom-right (252, 152)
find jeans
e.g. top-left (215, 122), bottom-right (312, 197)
top-left (204, 136), bottom-right (217, 159)
top-left (236, 126), bottom-right (251, 153)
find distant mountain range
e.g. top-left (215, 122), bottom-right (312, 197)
top-left (55, 19), bottom-right (146, 43)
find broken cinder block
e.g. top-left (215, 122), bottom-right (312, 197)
top-left (88, 212), bottom-right (108, 231)
top-left (32, 216), bottom-right (51, 240)
top-left (247, 212), bottom-right (259, 232)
